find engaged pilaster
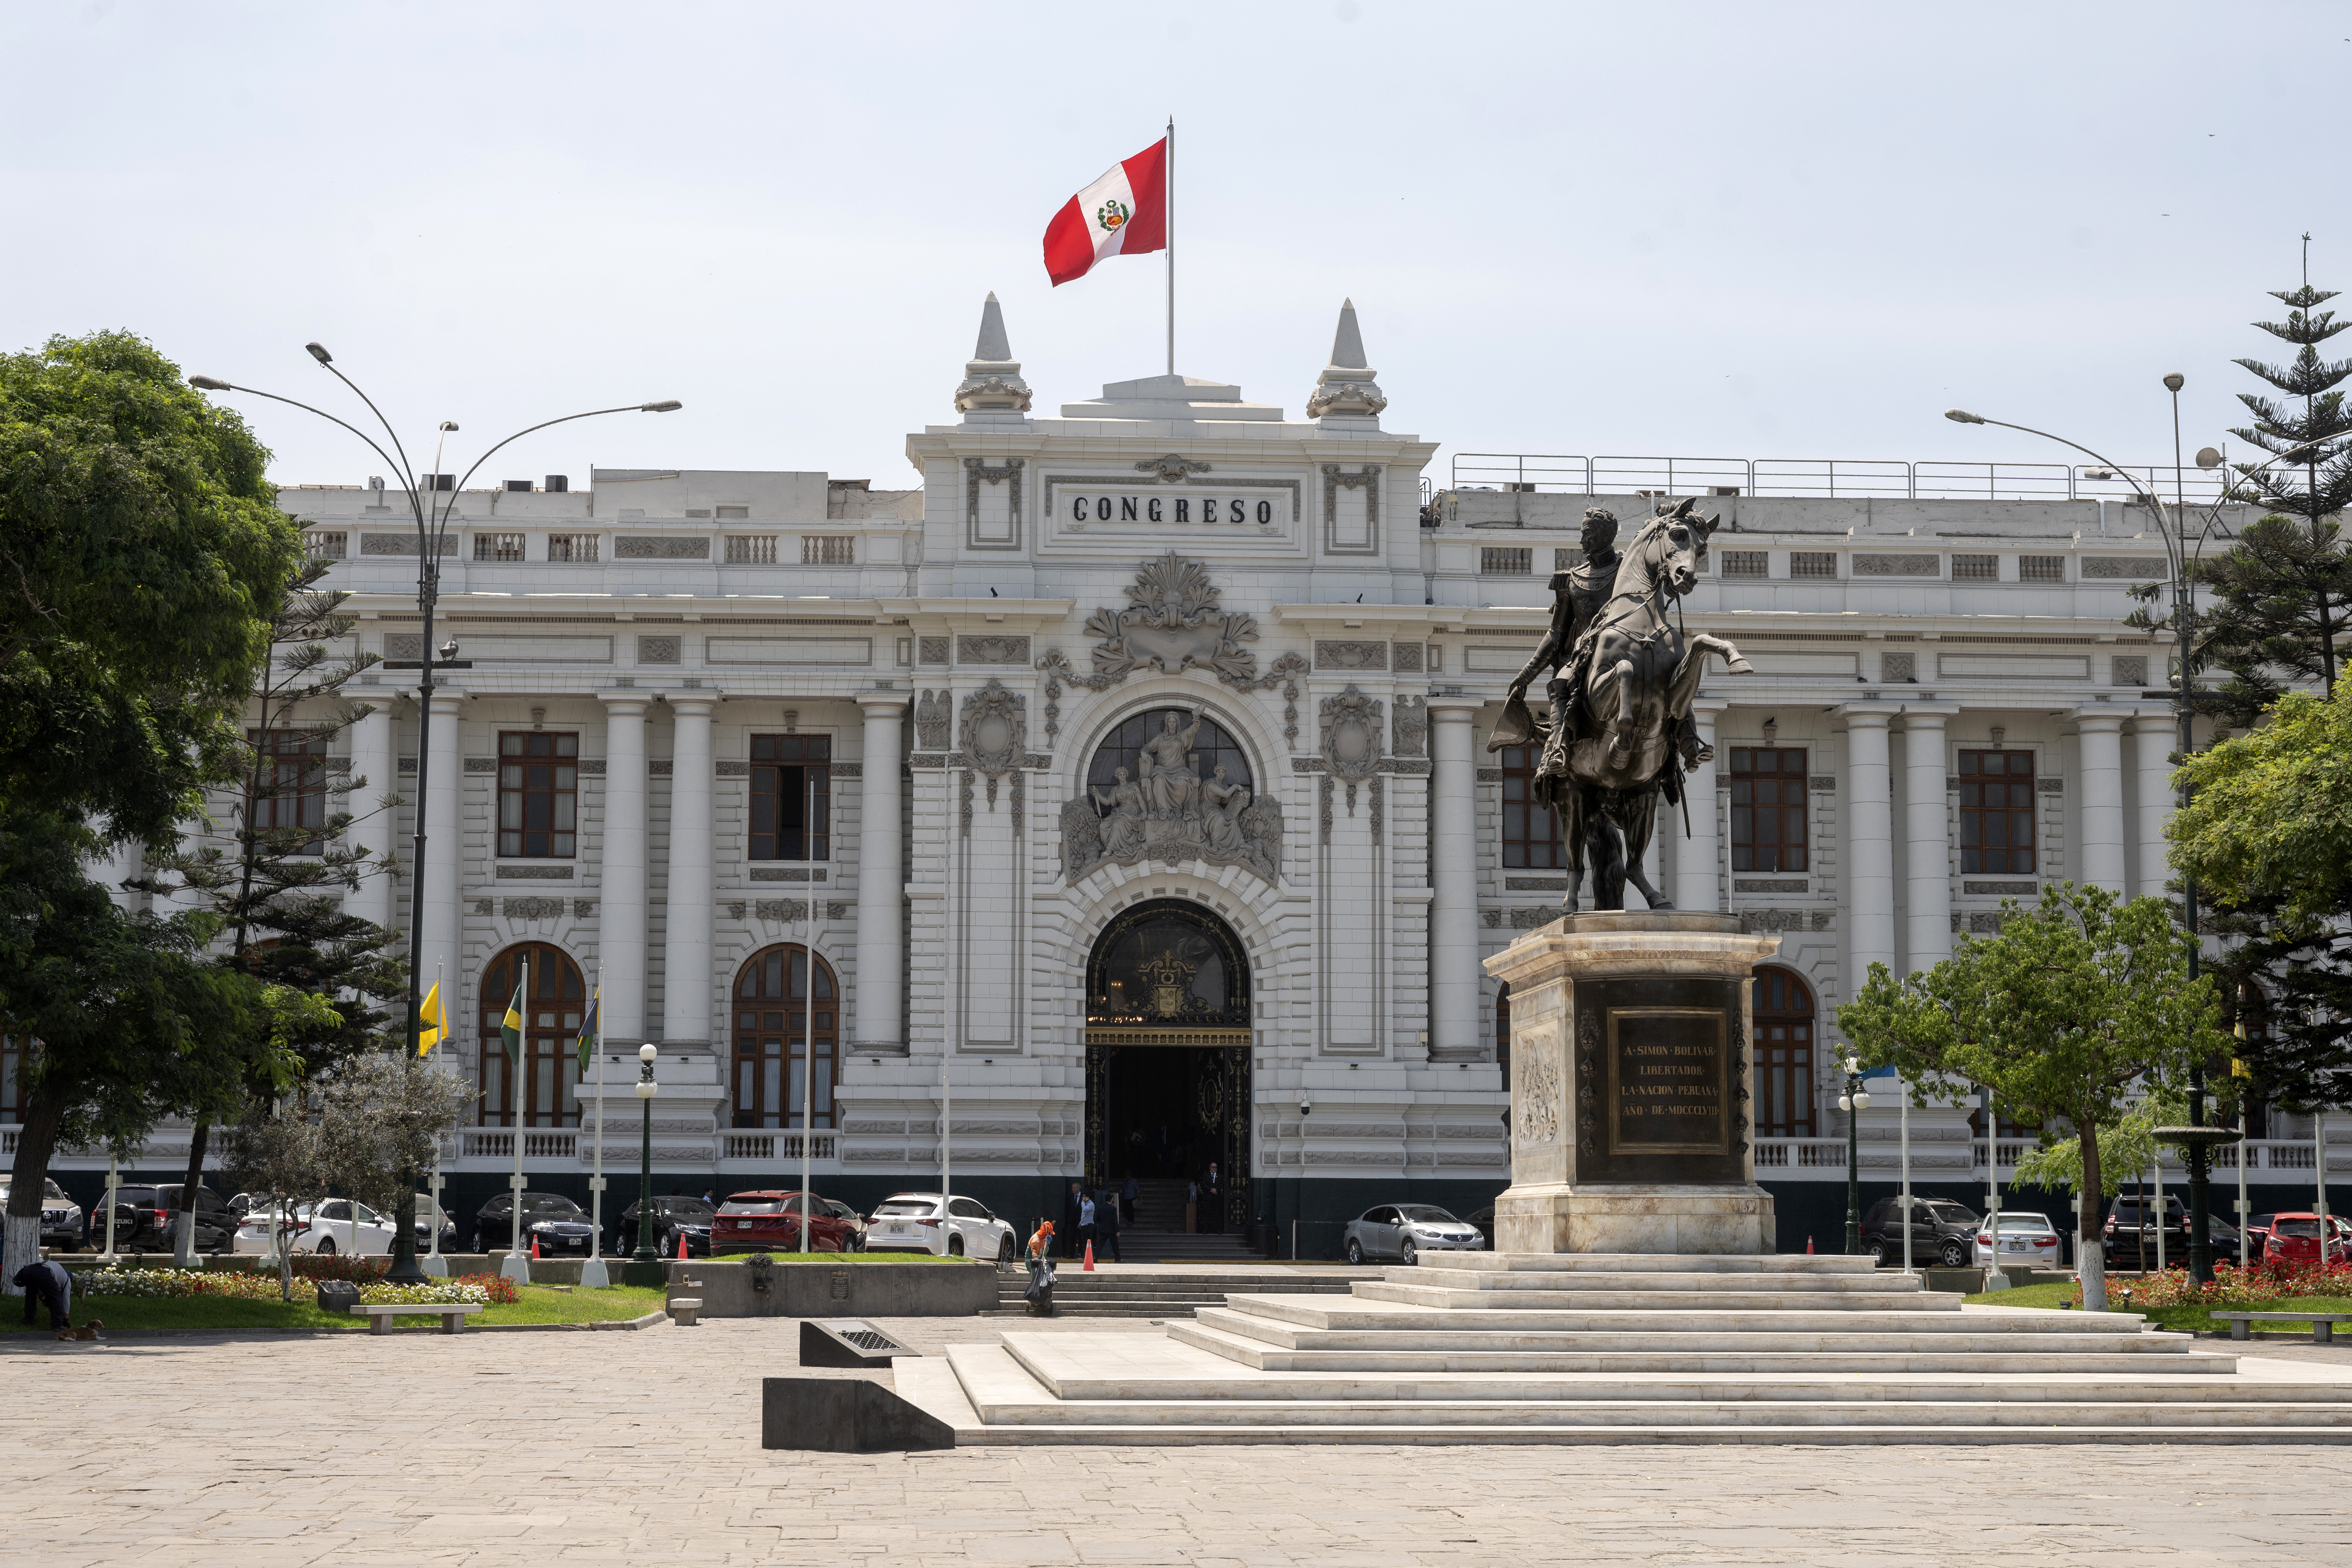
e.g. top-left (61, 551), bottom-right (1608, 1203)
top-left (853, 691), bottom-right (908, 1054)
top-left (1840, 705), bottom-right (1896, 981)
top-left (1428, 698), bottom-right (1482, 1059)
top-left (598, 693), bottom-right (650, 1045)
top-left (2074, 709), bottom-right (2127, 894)
top-left (1675, 700), bottom-right (1725, 913)
top-left (2133, 711), bottom-right (2177, 903)
top-left (419, 689), bottom-right (464, 1011)
top-left (662, 694), bottom-right (716, 1049)
top-left (1901, 704), bottom-right (1957, 972)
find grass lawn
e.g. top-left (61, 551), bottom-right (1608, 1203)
top-left (3, 1283), bottom-right (667, 1336)
top-left (1963, 1279), bottom-right (2352, 1336)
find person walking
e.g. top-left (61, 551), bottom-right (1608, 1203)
top-left (14, 1258), bottom-right (72, 1332)
top-left (1077, 1190), bottom-right (1098, 1260)
top-left (1121, 1173), bottom-right (1140, 1228)
top-left (1061, 1182), bottom-right (1083, 1259)
top-left (1097, 1187), bottom-right (1124, 1262)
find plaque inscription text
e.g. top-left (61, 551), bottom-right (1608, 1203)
top-left (1606, 1007), bottom-right (1729, 1156)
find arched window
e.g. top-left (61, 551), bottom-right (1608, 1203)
top-left (478, 944), bottom-right (587, 1127)
top-left (1495, 981), bottom-right (1512, 1092)
top-left (732, 945), bottom-right (839, 1129)
top-left (1086, 898), bottom-right (1253, 1035)
top-left (1087, 708), bottom-right (1254, 796)
top-left (1751, 965), bottom-right (1815, 1139)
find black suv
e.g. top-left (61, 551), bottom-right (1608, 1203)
top-left (106, 1184), bottom-right (238, 1254)
top-left (2104, 1195), bottom-right (2241, 1269)
top-left (1858, 1196), bottom-right (1980, 1268)
top-left (614, 1196), bottom-right (717, 1257)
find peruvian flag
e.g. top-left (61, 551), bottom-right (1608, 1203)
top-left (1042, 138), bottom-right (1168, 286)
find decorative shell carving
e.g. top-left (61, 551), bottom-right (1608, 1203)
top-left (1319, 685), bottom-right (1384, 780)
top-left (958, 680), bottom-right (1025, 777)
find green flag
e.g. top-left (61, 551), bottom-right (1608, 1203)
top-left (575, 988), bottom-right (600, 1075)
top-left (500, 978), bottom-right (525, 1067)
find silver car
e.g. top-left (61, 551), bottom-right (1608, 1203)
top-left (1343, 1204), bottom-right (1485, 1265)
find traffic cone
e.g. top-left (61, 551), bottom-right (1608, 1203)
top-left (1083, 1240), bottom-right (1095, 1272)
top-left (1806, 1236), bottom-right (1814, 1255)
top-left (677, 1233), bottom-right (688, 1260)
top-left (531, 1236), bottom-right (541, 1260)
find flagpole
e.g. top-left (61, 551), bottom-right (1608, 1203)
top-left (424, 963), bottom-right (448, 1277)
top-left (583, 966), bottom-right (609, 1288)
top-left (800, 770), bottom-right (815, 1256)
top-left (1165, 115), bottom-right (1175, 377)
top-left (502, 956), bottom-right (530, 1286)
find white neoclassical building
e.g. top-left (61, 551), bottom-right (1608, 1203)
top-left (18, 295), bottom-right (2335, 1249)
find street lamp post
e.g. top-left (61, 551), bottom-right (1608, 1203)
top-left (1837, 1056), bottom-right (1871, 1254)
top-left (188, 356), bottom-right (679, 1285)
top-left (625, 1044), bottom-right (664, 1287)
top-left (1943, 392), bottom-right (2240, 1282)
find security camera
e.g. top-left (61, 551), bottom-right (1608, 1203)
top-left (1299, 1095), bottom-right (1312, 1118)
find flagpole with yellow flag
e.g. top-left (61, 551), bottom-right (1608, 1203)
top-left (421, 966), bottom-right (450, 1277)
top-left (499, 960), bottom-right (531, 1286)
top-left (580, 969), bottom-right (609, 1289)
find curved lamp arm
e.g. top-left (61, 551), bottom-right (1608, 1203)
top-left (432, 402), bottom-right (682, 542)
top-left (189, 376), bottom-right (429, 537)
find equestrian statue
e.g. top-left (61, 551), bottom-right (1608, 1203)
top-left (1490, 499), bottom-right (1754, 912)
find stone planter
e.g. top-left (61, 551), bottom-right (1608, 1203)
top-left (664, 1257), bottom-right (996, 1318)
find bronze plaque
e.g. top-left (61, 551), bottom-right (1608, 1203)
top-left (1606, 1007), bottom-right (1729, 1156)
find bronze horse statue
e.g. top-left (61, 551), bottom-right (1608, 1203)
top-left (1490, 498), bottom-right (1754, 911)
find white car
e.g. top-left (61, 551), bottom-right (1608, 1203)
top-left (1974, 1210), bottom-right (2063, 1268)
top-left (1343, 1204), bottom-right (1487, 1265)
top-left (232, 1199), bottom-right (400, 1256)
top-left (862, 1192), bottom-right (1016, 1261)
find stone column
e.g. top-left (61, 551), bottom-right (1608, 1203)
top-left (1675, 701), bottom-right (1724, 913)
top-left (1902, 705), bottom-right (1956, 973)
top-left (2134, 712), bottom-right (2176, 902)
top-left (661, 695), bottom-right (716, 1049)
top-left (418, 689), bottom-right (465, 1015)
top-left (2074, 709), bottom-right (2127, 894)
top-left (853, 692), bottom-right (907, 1053)
top-left (599, 693), bottom-right (650, 1045)
top-left (1840, 706), bottom-right (1895, 981)
top-left (1428, 699), bottom-right (1482, 1058)
top-left (347, 698), bottom-right (397, 936)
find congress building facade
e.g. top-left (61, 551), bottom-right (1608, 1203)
top-left (27, 294), bottom-right (2329, 1252)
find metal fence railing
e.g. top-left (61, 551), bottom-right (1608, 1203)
top-left (1449, 452), bottom-right (2237, 506)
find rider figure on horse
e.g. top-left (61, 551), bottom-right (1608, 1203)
top-left (1506, 507), bottom-right (1713, 775)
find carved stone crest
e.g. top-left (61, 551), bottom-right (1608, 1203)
top-left (958, 680), bottom-right (1025, 777)
top-left (1059, 708), bottom-right (1284, 886)
top-left (1393, 695), bottom-right (1428, 758)
top-left (1135, 453), bottom-right (1212, 481)
top-left (1319, 685), bottom-right (1384, 780)
top-left (1516, 1049), bottom-right (1560, 1145)
top-left (1055, 552), bottom-right (1262, 689)
top-left (914, 690), bottom-right (951, 751)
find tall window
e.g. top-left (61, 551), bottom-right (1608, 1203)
top-left (1751, 966), bottom-right (1815, 1138)
top-left (732, 945), bottom-right (839, 1129)
top-left (1495, 982), bottom-right (1512, 1092)
top-left (1499, 745), bottom-right (1564, 869)
top-left (477, 944), bottom-right (585, 1127)
top-left (1958, 749), bottom-right (2035, 874)
top-left (247, 729), bottom-right (328, 839)
top-left (499, 732), bottom-right (579, 858)
top-left (750, 734), bottom-right (831, 860)
top-left (1729, 747), bottom-right (1809, 872)
top-left (0, 1034), bottom-right (24, 1121)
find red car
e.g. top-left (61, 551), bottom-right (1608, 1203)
top-left (712, 1190), bottom-right (861, 1254)
top-left (2261, 1213), bottom-right (2351, 1266)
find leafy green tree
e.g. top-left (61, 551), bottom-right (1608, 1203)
top-left (0, 330), bottom-right (302, 840)
top-left (1837, 885), bottom-right (2227, 1312)
top-left (0, 810), bottom-right (326, 1289)
top-left (2169, 683), bottom-right (2352, 1110)
top-left (138, 556), bottom-right (401, 1262)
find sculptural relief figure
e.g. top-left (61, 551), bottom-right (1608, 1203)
top-left (1136, 708), bottom-right (1202, 816)
top-left (1091, 767), bottom-right (1148, 857)
top-left (1201, 763), bottom-right (1251, 855)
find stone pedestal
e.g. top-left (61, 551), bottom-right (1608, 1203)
top-left (1483, 912), bottom-right (1781, 1254)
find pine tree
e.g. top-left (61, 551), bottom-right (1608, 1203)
top-left (2200, 239), bottom-right (2352, 718)
top-left (139, 556), bottom-right (404, 1262)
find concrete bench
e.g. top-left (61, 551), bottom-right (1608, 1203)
top-left (347, 1303), bottom-right (486, 1335)
top-left (2213, 1311), bottom-right (2352, 1343)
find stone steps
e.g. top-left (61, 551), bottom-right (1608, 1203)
top-left (1413, 1253), bottom-right (1881, 1275)
top-left (885, 1253), bottom-right (2352, 1445)
top-left (988, 1271), bottom-right (1375, 1319)
top-left (1168, 1322), bottom-right (2218, 1375)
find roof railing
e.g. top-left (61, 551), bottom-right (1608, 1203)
top-left (1448, 452), bottom-right (2237, 505)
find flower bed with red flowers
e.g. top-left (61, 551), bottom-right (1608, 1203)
top-left (2074, 1257), bottom-right (2352, 1309)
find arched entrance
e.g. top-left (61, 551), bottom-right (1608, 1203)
top-left (731, 945), bottom-right (840, 1129)
top-left (478, 943), bottom-right (588, 1127)
top-left (1750, 964), bottom-right (1815, 1139)
top-left (1085, 899), bottom-right (1252, 1231)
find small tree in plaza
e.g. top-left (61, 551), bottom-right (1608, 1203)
top-left (315, 1051), bottom-right (471, 1256)
top-left (1837, 885), bottom-right (2228, 1313)
top-left (217, 1093), bottom-right (328, 1302)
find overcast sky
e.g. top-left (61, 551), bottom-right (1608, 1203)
top-left (5, 3), bottom-right (2342, 497)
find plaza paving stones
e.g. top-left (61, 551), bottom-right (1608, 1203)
top-left (8, 1309), bottom-right (2352, 1566)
